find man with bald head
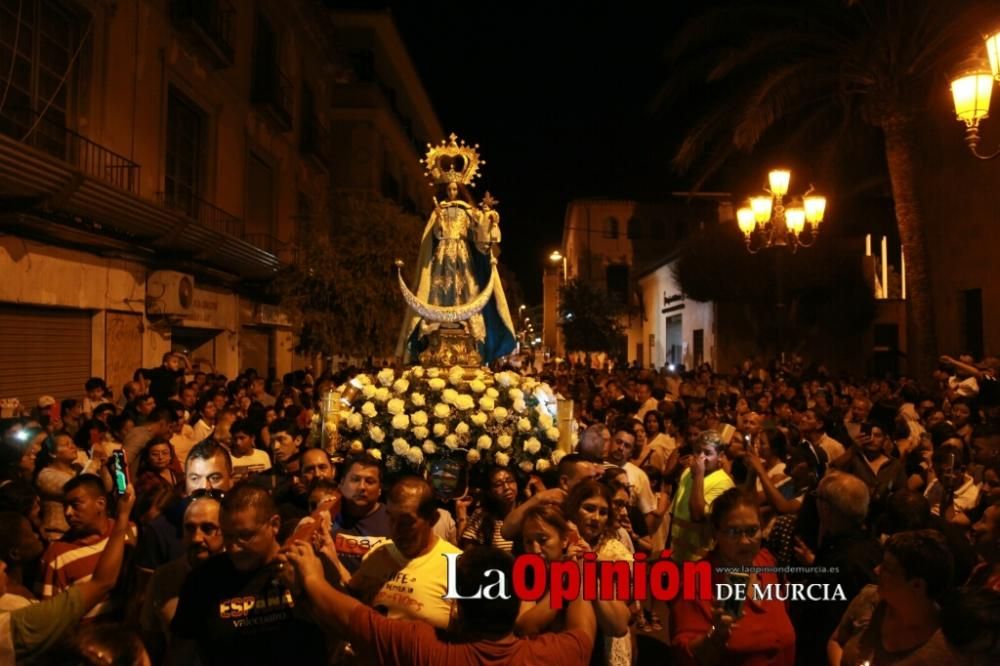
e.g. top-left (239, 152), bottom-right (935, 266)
top-left (342, 476), bottom-right (461, 630)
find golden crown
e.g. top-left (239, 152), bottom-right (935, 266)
top-left (423, 133), bottom-right (484, 186)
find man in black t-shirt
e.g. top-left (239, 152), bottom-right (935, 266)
top-left (169, 483), bottom-right (326, 664)
top-left (141, 352), bottom-right (187, 406)
top-left (332, 457), bottom-right (391, 574)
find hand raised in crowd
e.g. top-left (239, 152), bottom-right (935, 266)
top-left (533, 488), bottom-right (567, 507)
top-left (283, 540), bottom-right (325, 586)
top-left (707, 604), bottom-right (739, 646)
top-left (116, 485), bottom-right (136, 518)
top-left (454, 493), bottom-right (474, 519)
top-left (792, 536), bottom-right (816, 566)
top-left (691, 452), bottom-right (706, 477)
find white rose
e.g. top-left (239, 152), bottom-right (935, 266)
top-left (445, 434), bottom-right (459, 449)
top-left (517, 418), bottom-right (532, 433)
top-left (410, 392), bottom-right (426, 407)
top-left (509, 388), bottom-right (524, 401)
top-left (377, 368), bottom-right (395, 387)
top-left (546, 427), bottom-right (560, 442)
top-left (498, 435), bottom-right (513, 449)
top-left (519, 460), bottom-right (534, 472)
top-left (428, 378), bottom-right (446, 391)
top-left (324, 420), bottom-right (338, 437)
top-left (455, 422), bottom-right (470, 436)
top-left (392, 378), bottom-right (410, 394)
top-left (538, 412), bottom-right (554, 429)
top-left (524, 437), bottom-right (541, 454)
top-left (456, 395), bottom-right (475, 411)
top-left (374, 387), bottom-right (391, 402)
top-left (369, 448), bottom-right (382, 460)
top-left (496, 372), bottom-right (513, 388)
top-left (362, 384), bottom-right (377, 399)
top-left (346, 413), bottom-right (363, 430)
top-left (536, 459), bottom-right (551, 472)
top-left (392, 438), bottom-right (410, 455)
top-left (426, 367), bottom-right (441, 378)
top-left (369, 426), bottom-right (386, 444)
top-left (355, 374), bottom-right (372, 386)
top-left (477, 435), bottom-right (492, 450)
top-left (486, 388), bottom-right (500, 399)
top-left (411, 426), bottom-right (429, 440)
top-left (493, 407), bottom-right (509, 421)
top-left (449, 371), bottom-right (465, 387)
top-left (551, 450), bottom-right (566, 465)
top-left (467, 449), bottom-right (481, 463)
top-left (411, 410), bottom-right (428, 427)
top-left (387, 398), bottom-right (406, 415)
top-left (478, 396), bottom-right (495, 411)
top-left (349, 440), bottom-right (364, 453)
top-left (469, 379), bottom-right (486, 394)
top-left (442, 388), bottom-right (459, 405)
top-left (433, 403), bottom-right (451, 419)
top-left (513, 399), bottom-right (528, 413)
top-left (406, 446), bottom-right (424, 466)
top-left (422, 440), bottom-right (436, 455)
top-left (391, 413), bottom-right (410, 430)
top-left (433, 423), bottom-right (448, 437)
top-left (361, 401), bottom-right (377, 418)
top-left (410, 366), bottom-right (425, 378)
top-left (495, 452), bottom-right (510, 467)
top-left (471, 411), bottom-right (488, 426)
top-left (449, 365), bottom-right (465, 377)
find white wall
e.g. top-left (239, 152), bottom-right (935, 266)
top-left (638, 262), bottom-right (716, 370)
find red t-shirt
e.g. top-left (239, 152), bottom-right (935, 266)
top-left (348, 605), bottom-right (593, 666)
top-left (671, 549), bottom-right (796, 666)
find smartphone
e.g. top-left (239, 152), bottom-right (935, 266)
top-left (109, 450), bottom-right (128, 496)
top-left (723, 572), bottom-right (750, 618)
top-left (860, 423), bottom-right (873, 436)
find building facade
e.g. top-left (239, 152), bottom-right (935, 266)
top-left (0, 0), bottom-right (345, 406)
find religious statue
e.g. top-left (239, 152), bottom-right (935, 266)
top-left (397, 134), bottom-right (517, 366)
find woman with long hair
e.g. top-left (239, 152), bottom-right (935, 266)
top-left (34, 431), bottom-right (84, 541)
top-left (189, 397), bottom-right (218, 443)
top-left (460, 466), bottom-right (518, 552)
top-left (134, 437), bottom-right (183, 498)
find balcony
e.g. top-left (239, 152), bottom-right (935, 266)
top-left (300, 118), bottom-right (332, 169)
top-left (170, 0), bottom-right (236, 68)
top-left (0, 107), bottom-right (140, 194)
top-left (245, 233), bottom-right (296, 263)
top-left (252, 67), bottom-right (294, 132)
top-left (156, 190), bottom-right (243, 238)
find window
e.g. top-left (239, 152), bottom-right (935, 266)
top-left (349, 49), bottom-right (375, 82)
top-left (0, 0), bottom-right (82, 154)
top-left (693, 329), bottom-right (704, 366)
top-left (627, 217), bottom-right (640, 239)
top-left (250, 13), bottom-right (291, 129)
top-left (295, 191), bottom-right (312, 239)
top-left (606, 264), bottom-right (629, 304)
top-left (962, 288), bottom-right (984, 359)
top-left (604, 217), bottom-right (619, 239)
top-left (245, 152), bottom-right (275, 236)
top-left (164, 87), bottom-right (205, 217)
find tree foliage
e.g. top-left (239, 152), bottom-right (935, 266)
top-left (272, 192), bottom-right (422, 358)
top-left (558, 279), bottom-right (627, 354)
top-left (673, 222), bottom-right (876, 354)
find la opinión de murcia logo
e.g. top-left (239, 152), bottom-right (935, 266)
top-left (442, 551), bottom-right (847, 608)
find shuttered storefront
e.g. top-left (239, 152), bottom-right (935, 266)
top-left (0, 306), bottom-right (92, 408)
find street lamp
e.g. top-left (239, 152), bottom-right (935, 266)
top-left (735, 168), bottom-right (826, 253)
top-left (950, 28), bottom-right (1000, 159)
top-left (549, 250), bottom-right (567, 281)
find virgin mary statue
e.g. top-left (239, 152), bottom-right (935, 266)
top-left (396, 135), bottom-right (516, 364)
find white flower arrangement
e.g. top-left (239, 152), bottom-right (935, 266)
top-left (328, 368), bottom-right (564, 474)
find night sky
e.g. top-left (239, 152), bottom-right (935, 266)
top-left (341, 2), bottom-right (699, 303)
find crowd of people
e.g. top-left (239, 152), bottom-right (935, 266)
top-left (0, 349), bottom-right (998, 665)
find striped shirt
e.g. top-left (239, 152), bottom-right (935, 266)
top-left (39, 521), bottom-right (119, 620)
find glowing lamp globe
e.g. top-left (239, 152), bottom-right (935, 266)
top-left (768, 169), bottom-right (790, 196)
top-left (750, 196), bottom-right (773, 224)
top-left (785, 208), bottom-right (806, 235)
top-left (987, 29), bottom-right (1000, 80)
top-left (951, 70), bottom-right (994, 126)
top-left (736, 207), bottom-right (756, 235)
top-left (804, 195), bottom-right (826, 225)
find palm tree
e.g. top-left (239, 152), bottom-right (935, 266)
top-left (660, 0), bottom-right (995, 379)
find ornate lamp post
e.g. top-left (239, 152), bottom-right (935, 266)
top-left (950, 28), bottom-right (1000, 159)
top-left (735, 169), bottom-right (826, 253)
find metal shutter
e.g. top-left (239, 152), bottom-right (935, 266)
top-left (0, 306), bottom-right (92, 409)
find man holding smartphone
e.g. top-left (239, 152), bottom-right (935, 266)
top-left (924, 445), bottom-right (980, 526)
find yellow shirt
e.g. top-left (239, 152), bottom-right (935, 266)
top-left (350, 535), bottom-right (460, 630)
top-left (669, 468), bottom-right (734, 561)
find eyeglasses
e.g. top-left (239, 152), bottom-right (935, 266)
top-left (721, 526), bottom-right (761, 539)
top-left (189, 488), bottom-right (226, 501)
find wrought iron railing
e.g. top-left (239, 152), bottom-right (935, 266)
top-left (156, 190), bottom-right (243, 237)
top-left (0, 107), bottom-right (140, 194)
